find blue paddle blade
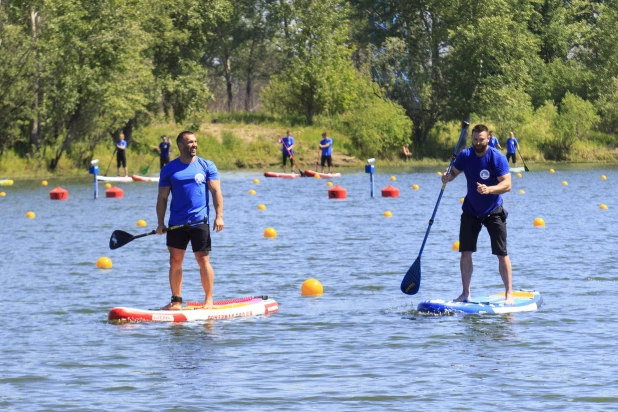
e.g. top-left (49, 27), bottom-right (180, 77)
top-left (401, 257), bottom-right (421, 295)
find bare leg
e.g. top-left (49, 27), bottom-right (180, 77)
top-left (195, 250), bottom-right (214, 309)
top-left (498, 255), bottom-right (514, 304)
top-left (124, 167), bottom-right (128, 177)
top-left (162, 246), bottom-right (185, 310)
top-left (455, 251), bottom-right (473, 302)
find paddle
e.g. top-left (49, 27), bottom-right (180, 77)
top-left (140, 154), bottom-right (158, 175)
top-left (280, 138), bottom-right (305, 176)
top-left (517, 147), bottom-right (530, 172)
top-left (316, 148), bottom-right (320, 173)
top-left (104, 148), bottom-right (117, 176)
top-left (400, 120), bottom-right (470, 295)
top-left (109, 220), bottom-right (205, 250)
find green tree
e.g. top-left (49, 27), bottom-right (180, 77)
top-left (552, 92), bottom-right (599, 158)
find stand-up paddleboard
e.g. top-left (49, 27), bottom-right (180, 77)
top-left (108, 295), bottom-right (278, 323)
top-left (263, 171), bottom-right (300, 179)
top-left (509, 166), bottom-right (525, 173)
top-left (131, 175), bottom-right (160, 182)
top-left (303, 169), bottom-right (341, 178)
top-left (97, 175), bottom-right (134, 183)
top-left (0, 179), bottom-right (14, 186)
top-left (417, 290), bottom-right (542, 314)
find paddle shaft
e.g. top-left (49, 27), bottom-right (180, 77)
top-left (517, 147), bottom-right (530, 172)
top-left (109, 220), bottom-right (207, 249)
top-left (104, 148), bottom-right (117, 176)
top-left (141, 155), bottom-right (158, 175)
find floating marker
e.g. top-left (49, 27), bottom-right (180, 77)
top-left (519, 189), bottom-right (525, 194)
top-left (327, 181), bottom-right (333, 187)
top-left (96, 256), bottom-right (113, 269)
top-left (460, 197), bottom-right (464, 203)
top-left (549, 169), bottom-right (555, 173)
top-left (137, 220), bottom-right (147, 227)
top-left (452, 241), bottom-right (460, 251)
top-left (390, 176), bottom-right (396, 181)
top-left (253, 179), bottom-right (260, 184)
top-left (412, 184), bottom-right (420, 190)
top-left (26, 211), bottom-right (35, 219)
top-left (601, 175), bottom-right (607, 180)
top-left (562, 181), bottom-right (568, 186)
top-left (381, 185), bottom-right (400, 198)
top-left (105, 183), bottom-right (112, 189)
top-left (0, 192), bottom-right (5, 197)
top-left (41, 180), bottom-right (49, 186)
top-left (328, 185), bottom-right (347, 199)
top-left (257, 204), bottom-right (266, 210)
top-left (533, 217), bottom-right (545, 227)
top-left (436, 171), bottom-right (442, 176)
top-left (106, 186), bottom-right (124, 198)
top-left (264, 227), bottom-right (277, 238)
top-left (313, 174), bottom-right (321, 179)
top-left (249, 189), bottom-right (256, 195)
top-left (516, 173), bottom-right (522, 178)
top-left (49, 186), bottom-right (68, 200)
top-left (600, 204), bottom-right (608, 210)
top-left (301, 278), bottom-right (323, 296)
top-left (384, 210), bottom-right (393, 217)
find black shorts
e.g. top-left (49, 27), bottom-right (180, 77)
top-left (117, 152), bottom-right (126, 168)
top-left (321, 155), bottom-right (332, 167)
top-left (459, 205), bottom-right (508, 256)
top-left (160, 156), bottom-right (170, 169)
top-left (506, 153), bottom-right (516, 164)
top-left (282, 153), bottom-right (293, 166)
top-left (166, 223), bottom-right (211, 252)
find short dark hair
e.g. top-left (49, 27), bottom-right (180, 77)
top-left (472, 124), bottom-right (489, 134)
top-left (176, 131), bottom-right (194, 144)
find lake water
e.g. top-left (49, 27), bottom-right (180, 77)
top-left (1, 165), bottom-right (617, 410)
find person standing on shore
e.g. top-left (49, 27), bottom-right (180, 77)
top-left (156, 131), bottom-right (224, 310)
top-left (488, 131), bottom-right (502, 150)
top-left (318, 132), bottom-right (333, 173)
top-left (157, 135), bottom-right (172, 169)
top-left (116, 133), bottom-right (128, 177)
top-left (440, 124), bottom-right (514, 305)
top-left (505, 132), bottom-right (519, 165)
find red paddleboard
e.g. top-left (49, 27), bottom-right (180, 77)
top-left (263, 171), bottom-right (300, 178)
top-left (303, 170), bottom-right (341, 178)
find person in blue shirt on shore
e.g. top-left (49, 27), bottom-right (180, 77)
top-left (156, 131), bottom-right (224, 310)
top-left (319, 132), bottom-right (333, 173)
top-left (116, 133), bottom-right (128, 177)
top-left (279, 131), bottom-right (295, 173)
top-left (441, 124), bottom-right (514, 305)
top-left (505, 132), bottom-right (519, 164)
top-left (157, 135), bottom-right (172, 169)
top-left (488, 131), bottom-right (502, 150)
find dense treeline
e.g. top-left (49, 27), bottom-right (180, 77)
top-left (1, 0), bottom-right (617, 172)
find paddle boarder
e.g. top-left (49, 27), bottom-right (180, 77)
top-left (505, 132), bottom-right (519, 164)
top-left (157, 135), bottom-right (171, 169)
top-left (116, 133), bottom-right (128, 177)
top-left (279, 131), bottom-right (295, 173)
top-left (488, 131), bottom-right (502, 150)
top-left (319, 132), bottom-right (333, 173)
top-left (441, 124), bottom-right (514, 305)
top-left (156, 131), bottom-right (224, 310)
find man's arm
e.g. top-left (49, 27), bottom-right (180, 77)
top-left (156, 186), bottom-right (171, 234)
top-left (208, 180), bottom-right (224, 232)
top-left (441, 166), bottom-right (462, 184)
top-left (477, 173), bottom-right (511, 195)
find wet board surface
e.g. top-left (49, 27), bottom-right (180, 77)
top-left (417, 290), bottom-right (542, 314)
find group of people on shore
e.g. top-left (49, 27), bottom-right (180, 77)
top-left (112, 134), bottom-right (173, 177)
top-left (277, 130), bottom-right (334, 174)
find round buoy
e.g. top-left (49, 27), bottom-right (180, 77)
top-left (257, 204), bottom-right (266, 210)
top-left (519, 189), bottom-right (525, 194)
top-left (0, 192), bottom-right (6, 197)
top-left (452, 241), bottom-right (460, 251)
top-left (390, 176), bottom-right (396, 181)
top-left (549, 168), bottom-right (555, 173)
top-left (105, 183), bottom-right (112, 189)
top-left (600, 204), bottom-right (608, 210)
top-left (381, 185), bottom-right (400, 198)
top-left (264, 227), bottom-right (277, 238)
top-left (249, 189), bottom-right (256, 195)
top-left (327, 181), bottom-right (333, 187)
top-left (96, 256), bottom-right (113, 269)
top-left (253, 179), bottom-right (260, 184)
top-left (49, 186), bottom-right (68, 200)
top-left (301, 278), bottom-right (323, 296)
top-left (26, 211), bottom-right (35, 219)
top-left (137, 219), bottom-right (147, 227)
top-left (516, 173), bottom-right (522, 178)
top-left (601, 175), bottom-right (607, 180)
top-left (106, 186), bottom-right (124, 198)
top-left (533, 217), bottom-right (545, 227)
top-left (459, 197), bottom-right (464, 203)
top-left (384, 210), bottom-right (393, 217)
top-left (436, 171), bottom-right (442, 176)
top-left (412, 184), bottom-right (420, 190)
top-left (562, 181), bottom-right (568, 186)
top-left (313, 174), bottom-right (321, 179)
top-left (41, 180), bottom-right (49, 186)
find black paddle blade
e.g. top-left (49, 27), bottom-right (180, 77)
top-left (524, 165), bottom-right (530, 172)
top-left (401, 257), bottom-right (421, 295)
top-left (109, 230), bottom-right (135, 250)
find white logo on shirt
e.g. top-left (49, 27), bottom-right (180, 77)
top-left (195, 173), bottom-right (205, 184)
top-left (479, 169), bottom-right (490, 180)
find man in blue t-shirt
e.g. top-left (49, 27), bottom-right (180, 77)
top-left (319, 132), bottom-right (333, 173)
top-left (488, 131), bottom-right (502, 150)
top-left (279, 130), bottom-right (295, 173)
top-left (156, 131), bottom-right (224, 310)
top-left (505, 132), bottom-right (519, 164)
top-left (157, 135), bottom-right (172, 169)
top-left (116, 134), bottom-right (128, 177)
top-left (441, 124), bottom-right (514, 305)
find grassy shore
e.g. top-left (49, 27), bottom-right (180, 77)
top-left (1, 113), bottom-right (616, 179)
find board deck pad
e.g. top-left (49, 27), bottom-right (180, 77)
top-left (108, 295), bottom-right (278, 322)
top-left (417, 290), bottom-right (542, 314)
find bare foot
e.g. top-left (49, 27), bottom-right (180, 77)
top-left (504, 292), bottom-right (514, 305)
top-left (201, 300), bottom-right (214, 310)
top-left (453, 293), bottom-right (470, 302)
top-left (161, 302), bottom-right (182, 310)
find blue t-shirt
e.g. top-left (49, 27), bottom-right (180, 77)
top-left (117, 140), bottom-right (127, 150)
top-left (506, 137), bottom-right (518, 154)
top-left (488, 136), bottom-right (500, 148)
top-left (453, 147), bottom-right (510, 216)
top-left (281, 136), bottom-right (294, 155)
top-left (159, 141), bottom-right (171, 158)
top-left (159, 157), bottom-right (220, 226)
top-left (320, 137), bottom-right (333, 156)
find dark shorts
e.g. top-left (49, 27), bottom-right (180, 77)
top-left (506, 153), bottom-right (516, 164)
top-left (117, 152), bottom-right (126, 168)
top-left (160, 156), bottom-right (170, 169)
top-left (321, 155), bottom-right (332, 167)
top-left (282, 153), bottom-right (293, 166)
top-left (459, 205), bottom-right (508, 256)
top-left (166, 223), bottom-right (211, 252)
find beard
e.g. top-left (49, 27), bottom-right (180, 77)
top-left (474, 144), bottom-right (486, 154)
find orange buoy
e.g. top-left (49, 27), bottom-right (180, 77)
top-left (49, 186), bottom-right (68, 200)
top-left (264, 227), bottom-right (277, 238)
top-left (106, 186), bottom-right (124, 198)
top-left (452, 241), bottom-right (460, 251)
top-left (328, 185), bottom-right (347, 199)
top-left (600, 204), bottom-right (608, 210)
top-left (96, 257), bottom-right (113, 269)
top-left (533, 217), bottom-right (545, 227)
top-left (384, 210), bottom-right (393, 217)
top-left (381, 185), bottom-right (400, 198)
top-left (301, 278), bottom-right (323, 296)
